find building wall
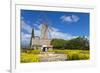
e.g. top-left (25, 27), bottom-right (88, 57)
top-left (32, 38), bottom-right (53, 50)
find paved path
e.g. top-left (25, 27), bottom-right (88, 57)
top-left (38, 52), bottom-right (67, 62)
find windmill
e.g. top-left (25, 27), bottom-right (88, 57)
top-left (30, 12), bottom-right (54, 51)
top-left (37, 12), bottom-right (54, 40)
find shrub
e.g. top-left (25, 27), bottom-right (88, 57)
top-left (71, 54), bottom-right (80, 60)
top-left (66, 50), bottom-right (89, 60)
top-left (79, 54), bottom-right (89, 60)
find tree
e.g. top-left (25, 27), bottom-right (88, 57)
top-left (50, 36), bottom-right (89, 50)
top-left (30, 28), bottom-right (34, 48)
top-left (66, 36), bottom-right (89, 50)
top-left (50, 39), bottom-right (67, 49)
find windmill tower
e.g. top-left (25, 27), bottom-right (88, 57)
top-left (39, 15), bottom-right (53, 52)
top-left (41, 24), bottom-right (49, 39)
top-left (40, 23), bottom-right (53, 52)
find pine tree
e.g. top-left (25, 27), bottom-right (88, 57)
top-left (30, 28), bottom-right (34, 48)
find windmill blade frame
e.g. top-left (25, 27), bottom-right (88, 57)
top-left (48, 29), bottom-right (52, 40)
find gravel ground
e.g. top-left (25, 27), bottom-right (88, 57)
top-left (38, 52), bottom-right (67, 62)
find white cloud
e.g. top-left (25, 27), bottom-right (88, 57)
top-left (21, 32), bottom-right (31, 46)
top-left (49, 27), bottom-right (77, 40)
top-left (33, 23), bottom-right (41, 30)
top-left (60, 15), bottom-right (72, 22)
top-left (71, 15), bottom-right (80, 22)
top-left (34, 28), bottom-right (41, 37)
top-left (60, 15), bottom-right (79, 23)
top-left (21, 32), bottom-right (31, 40)
top-left (85, 36), bottom-right (89, 40)
top-left (50, 27), bottom-right (60, 32)
top-left (52, 32), bottom-right (77, 40)
top-left (21, 20), bottom-right (32, 33)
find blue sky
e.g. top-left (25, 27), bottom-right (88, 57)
top-left (21, 9), bottom-right (89, 46)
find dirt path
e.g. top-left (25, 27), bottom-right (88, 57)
top-left (38, 52), bottom-right (67, 62)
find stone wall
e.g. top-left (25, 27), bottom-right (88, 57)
top-left (32, 38), bottom-right (53, 50)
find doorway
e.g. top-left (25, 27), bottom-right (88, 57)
top-left (43, 47), bottom-right (46, 52)
top-left (42, 47), bottom-right (48, 52)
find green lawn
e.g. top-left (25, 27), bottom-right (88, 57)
top-left (21, 49), bottom-right (90, 63)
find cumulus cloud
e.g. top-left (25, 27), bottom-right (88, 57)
top-left (21, 32), bottom-right (31, 41)
top-left (34, 28), bottom-right (41, 37)
top-left (21, 19), bottom-right (32, 33)
top-left (49, 27), bottom-right (77, 40)
top-left (71, 15), bottom-right (80, 22)
top-left (21, 32), bottom-right (31, 47)
top-left (33, 23), bottom-right (41, 30)
top-left (60, 15), bottom-right (79, 23)
top-left (85, 36), bottom-right (89, 40)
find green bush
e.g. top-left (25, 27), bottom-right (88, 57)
top-left (66, 50), bottom-right (89, 60)
top-left (79, 54), bottom-right (89, 60)
top-left (71, 54), bottom-right (80, 60)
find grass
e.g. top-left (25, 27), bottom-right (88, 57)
top-left (21, 49), bottom-right (90, 63)
top-left (21, 50), bottom-right (41, 63)
top-left (48, 49), bottom-right (90, 60)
